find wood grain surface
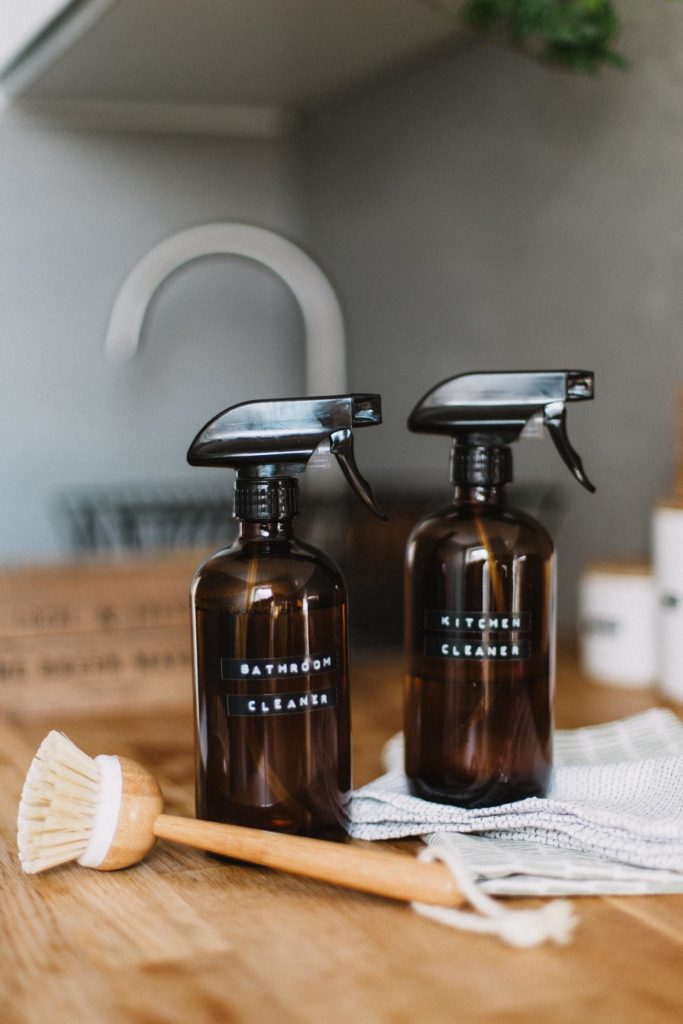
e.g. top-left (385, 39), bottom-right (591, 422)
top-left (1, 650), bottom-right (682, 1024)
top-left (0, 553), bottom-right (201, 719)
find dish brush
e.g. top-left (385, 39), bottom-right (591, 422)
top-left (16, 730), bottom-right (464, 906)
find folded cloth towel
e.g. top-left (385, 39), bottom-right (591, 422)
top-left (349, 709), bottom-right (683, 896)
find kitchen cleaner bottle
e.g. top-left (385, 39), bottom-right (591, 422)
top-left (404, 371), bottom-right (595, 807)
top-left (188, 395), bottom-right (385, 839)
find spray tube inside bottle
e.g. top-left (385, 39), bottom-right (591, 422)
top-left (404, 371), bottom-right (595, 807)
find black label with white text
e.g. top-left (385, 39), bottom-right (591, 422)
top-left (226, 686), bottom-right (338, 717)
top-left (425, 611), bottom-right (531, 634)
top-left (425, 610), bottom-right (531, 661)
top-left (425, 636), bottom-right (531, 660)
top-left (221, 652), bottom-right (338, 681)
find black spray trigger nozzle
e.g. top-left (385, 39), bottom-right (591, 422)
top-left (330, 428), bottom-right (387, 520)
top-left (187, 393), bottom-right (386, 522)
top-left (408, 370), bottom-right (595, 492)
top-left (543, 402), bottom-right (596, 493)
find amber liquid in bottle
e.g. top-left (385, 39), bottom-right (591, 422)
top-left (192, 517), bottom-right (350, 839)
top-left (404, 481), bottom-right (555, 807)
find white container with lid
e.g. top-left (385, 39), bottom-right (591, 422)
top-left (578, 560), bottom-right (657, 688)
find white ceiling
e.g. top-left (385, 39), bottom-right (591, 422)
top-left (7, 0), bottom-right (461, 109)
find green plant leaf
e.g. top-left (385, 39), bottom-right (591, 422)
top-left (452, 0), bottom-right (625, 73)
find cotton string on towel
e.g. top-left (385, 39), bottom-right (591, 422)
top-left (411, 846), bottom-right (578, 947)
top-left (349, 710), bottom-right (683, 901)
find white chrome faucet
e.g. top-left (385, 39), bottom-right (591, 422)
top-left (104, 223), bottom-right (347, 395)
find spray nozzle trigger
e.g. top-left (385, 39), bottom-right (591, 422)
top-left (187, 393), bottom-right (386, 519)
top-left (543, 402), bottom-right (596, 493)
top-left (330, 428), bottom-right (387, 520)
top-left (408, 370), bottom-right (595, 492)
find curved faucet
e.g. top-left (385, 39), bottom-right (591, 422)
top-left (104, 223), bottom-right (347, 395)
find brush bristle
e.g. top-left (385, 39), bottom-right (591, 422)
top-left (17, 731), bottom-right (101, 874)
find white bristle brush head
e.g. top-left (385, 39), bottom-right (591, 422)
top-left (17, 732), bottom-right (162, 874)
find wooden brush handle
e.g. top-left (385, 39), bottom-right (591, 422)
top-left (152, 815), bottom-right (463, 907)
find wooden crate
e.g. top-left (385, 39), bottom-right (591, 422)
top-left (0, 551), bottom-right (207, 719)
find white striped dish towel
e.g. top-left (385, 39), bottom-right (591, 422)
top-left (349, 709), bottom-right (683, 895)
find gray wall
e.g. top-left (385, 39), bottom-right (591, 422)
top-left (0, 121), bottom-right (306, 560)
top-left (302, 5), bottom-right (683, 625)
top-left (3, 2), bottom-right (683, 630)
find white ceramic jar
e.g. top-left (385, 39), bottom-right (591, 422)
top-left (578, 561), bottom-right (657, 688)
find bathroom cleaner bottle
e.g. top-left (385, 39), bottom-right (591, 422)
top-left (188, 395), bottom-right (385, 839)
top-left (404, 371), bottom-right (595, 808)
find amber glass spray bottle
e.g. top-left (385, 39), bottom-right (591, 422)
top-left (404, 371), bottom-right (596, 808)
top-left (188, 395), bottom-right (385, 839)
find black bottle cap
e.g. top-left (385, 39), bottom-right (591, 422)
top-left (409, 370), bottom-right (596, 492)
top-left (188, 394), bottom-right (386, 519)
top-left (451, 445), bottom-right (512, 486)
top-left (234, 477), bottom-right (300, 522)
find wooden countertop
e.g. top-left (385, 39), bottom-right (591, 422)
top-left (1, 650), bottom-right (682, 1024)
